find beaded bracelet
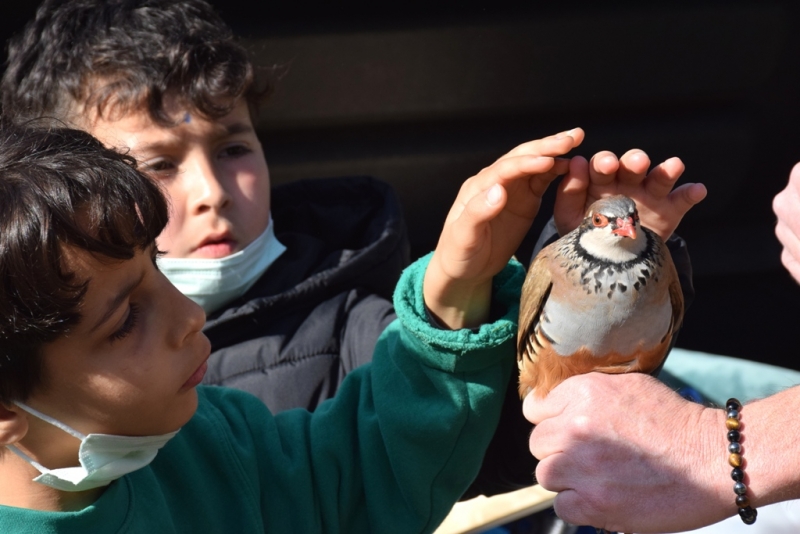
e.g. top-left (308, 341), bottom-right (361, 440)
top-left (726, 398), bottom-right (757, 525)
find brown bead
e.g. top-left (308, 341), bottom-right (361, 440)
top-left (726, 417), bottom-right (741, 430)
top-left (736, 495), bottom-right (751, 508)
top-left (729, 453), bottom-right (742, 467)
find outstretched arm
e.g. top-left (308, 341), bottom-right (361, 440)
top-left (553, 148), bottom-right (707, 240)
top-left (424, 129), bottom-right (584, 329)
top-left (523, 372), bottom-right (800, 533)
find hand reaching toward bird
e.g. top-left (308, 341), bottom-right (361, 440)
top-left (553, 149), bottom-right (707, 241)
top-left (424, 128), bottom-right (584, 330)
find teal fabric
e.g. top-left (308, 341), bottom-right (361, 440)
top-left (0, 255), bottom-right (524, 534)
top-left (660, 348), bottom-right (800, 406)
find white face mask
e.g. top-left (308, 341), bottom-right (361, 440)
top-left (6, 402), bottom-right (178, 492)
top-left (157, 216), bottom-right (286, 314)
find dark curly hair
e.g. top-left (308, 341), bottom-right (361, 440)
top-left (0, 121), bottom-right (169, 404)
top-left (1, 0), bottom-right (268, 126)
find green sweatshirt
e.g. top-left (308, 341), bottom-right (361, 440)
top-left (0, 254), bottom-right (523, 534)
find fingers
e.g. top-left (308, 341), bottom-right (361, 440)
top-left (522, 387), bottom-right (560, 425)
top-left (528, 158), bottom-right (570, 198)
top-left (780, 249), bottom-right (800, 284)
top-left (773, 163), bottom-right (800, 283)
top-left (482, 155), bottom-right (566, 190)
top-left (464, 128), bottom-right (583, 211)
top-left (669, 182), bottom-right (708, 213)
top-left (484, 154), bottom-right (567, 198)
top-left (559, 155), bottom-right (590, 194)
top-left (587, 151), bottom-right (620, 187)
top-left (501, 128), bottom-right (585, 160)
top-left (553, 156), bottom-right (591, 235)
top-left (447, 155), bottom-right (560, 223)
top-left (461, 182), bottom-right (507, 232)
top-left (616, 149), bottom-right (651, 185)
top-left (773, 163), bottom-right (800, 224)
top-left (776, 218), bottom-right (800, 282)
top-left (642, 156), bottom-right (686, 198)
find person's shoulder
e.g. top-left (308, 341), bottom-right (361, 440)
top-left (196, 385), bottom-right (267, 412)
top-left (190, 386), bottom-right (273, 433)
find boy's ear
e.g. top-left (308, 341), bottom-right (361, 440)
top-left (0, 404), bottom-right (29, 445)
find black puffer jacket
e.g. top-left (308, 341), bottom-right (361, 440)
top-left (201, 176), bottom-right (409, 413)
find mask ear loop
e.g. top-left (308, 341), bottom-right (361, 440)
top-left (14, 402), bottom-right (87, 440)
top-left (5, 443), bottom-right (55, 475)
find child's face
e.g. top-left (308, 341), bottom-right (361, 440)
top-left (87, 99), bottom-right (271, 259)
top-left (22, 245), bottom-right (210, 439)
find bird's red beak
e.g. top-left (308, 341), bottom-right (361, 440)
top-left (612, 217), bottom-right (637, 239)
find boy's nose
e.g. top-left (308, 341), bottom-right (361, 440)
top-left (166, 278), bottom-right (207, 345)
top-left (188, 155), bottom-right (231, 215)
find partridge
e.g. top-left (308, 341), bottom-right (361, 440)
top-left (518, 195), bottom-right (683, 399)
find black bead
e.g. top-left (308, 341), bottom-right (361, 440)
top-left (729, 442), bottom-right (742, 454)
top-left (734, 482), bottom-right (747, 495)
top-left (727, 398), bottom-right (742, 411)
top-left (736, 494), bottom-right (750, 507)
top-left (731, 468), bottom-right (744, 482)
top-left (738, 506), bottom-right (757, 525)
top-left (727, 409), bottom-right (740, 420)
top-left (728, 429), bottom-right (741, 442)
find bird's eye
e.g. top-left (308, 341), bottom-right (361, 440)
top-left (592, 214), bottom-right (609, 227)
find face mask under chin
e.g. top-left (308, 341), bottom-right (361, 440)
top-left (157, 216), bottom-right (286, 314)
top-left (7, 402), bottom-right (179, 492)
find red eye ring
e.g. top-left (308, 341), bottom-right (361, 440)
top-left (592, 213), bottom-right (609, 227)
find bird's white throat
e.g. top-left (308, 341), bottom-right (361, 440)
top-left (578, 225), bottom-right (648, 263)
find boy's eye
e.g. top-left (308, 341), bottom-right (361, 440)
top-left (110, 303), bottom-right (140, 343)
top-left (218, 144), bottom-right (252, 159)
top-left (141, 159), bottom-right (177, 178)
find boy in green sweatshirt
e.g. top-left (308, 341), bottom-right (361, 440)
top-left (0, 120), bottom-right (583, 532)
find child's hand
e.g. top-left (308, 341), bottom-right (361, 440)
top-left (553, 149), bottom-right (707, 241)
top-left (423, 128), bottom-right (584, 330)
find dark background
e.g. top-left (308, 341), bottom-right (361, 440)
top-left (2, 1), bottom-right (799, 368)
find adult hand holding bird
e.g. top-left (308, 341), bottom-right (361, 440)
top-left (524, 372), bottom-right (729, 534)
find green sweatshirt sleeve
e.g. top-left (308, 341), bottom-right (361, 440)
top-left (212, 254), bottom-right (525, 534)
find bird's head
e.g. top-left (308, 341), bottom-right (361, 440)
top-left (577, 195), bottom-right (647, 262)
